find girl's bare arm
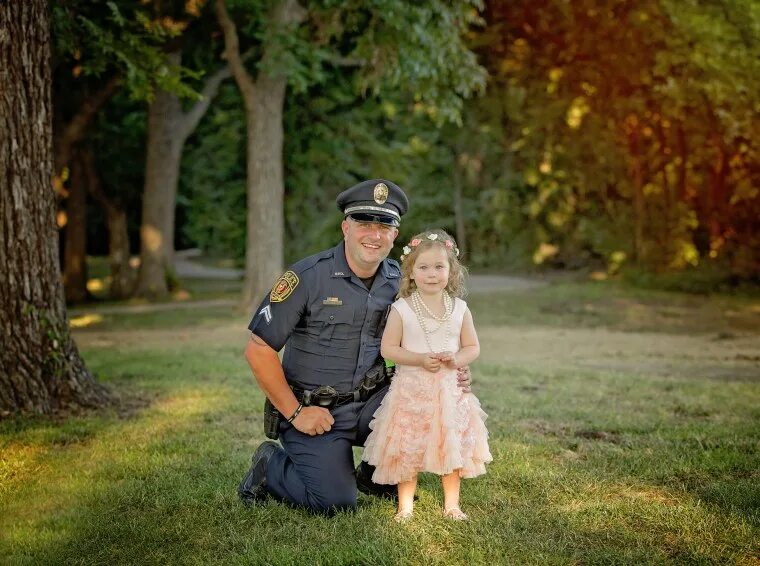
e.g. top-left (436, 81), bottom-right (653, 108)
top-left (381, 308), bottom-right (428, 367)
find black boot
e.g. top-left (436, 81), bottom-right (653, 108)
top-left (355, 461), bottom-right (399, 501)
top-left (238, 440), bottom-right (279, 506)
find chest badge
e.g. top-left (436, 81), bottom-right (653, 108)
top-left (373, 182), bottom-right (388, 204)
top-left (322, 297), bottom-right (343, 306)
top-left (270, 270), bottom-right (299, 303)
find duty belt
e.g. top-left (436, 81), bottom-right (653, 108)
top-left (291, 361), bottom-right (393, 409)
top-left (292, 385), bottom-right (360, 409)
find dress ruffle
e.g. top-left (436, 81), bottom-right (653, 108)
top-left (363, 365), bottom-right (492, 485)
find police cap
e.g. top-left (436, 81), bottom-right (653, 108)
top-left (336, 179), bottom-right (409, 227)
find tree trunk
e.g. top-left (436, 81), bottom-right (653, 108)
top-left (83, 147), bottom-right (133, 299)
top-left (134, 51), bottom-right (185, 298)
top-left (0, 1), bottom-right (109, 415)
top-left (134, 51), bottom-right (231, 299)
top-left (63, 149), bottom-right (90, 303)
top-left (708, 135), bottom-right (727, 244)
top-left (215, 0), bottom-right (307, 310)
top-left (164, 63), bottom-right (233, 271)
top-left (626, 124), bottom-right (645, 264)
top-left (243, 80), bottom-right (287, 309)
top-left (106, 208), bottom-right (132, 299)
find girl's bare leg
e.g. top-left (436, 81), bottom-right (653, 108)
top-left (442, 470), bottom-right (467, 519)
top-left (396, 475), bottom-right (417, 519)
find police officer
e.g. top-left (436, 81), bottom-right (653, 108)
top-left (239, 179), bottom-right (469, 514)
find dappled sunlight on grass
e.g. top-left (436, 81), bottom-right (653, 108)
top-left (69, 313), bottom-right (104, 328)
top-left (0, 443), bottom-right (47, 495)
top-left (0, 385), bottom-right (240, 561)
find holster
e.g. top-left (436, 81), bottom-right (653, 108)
top-left (263, 397), bottom-right (281, 440)
top-left (359, 359), bottom-right (394, 401)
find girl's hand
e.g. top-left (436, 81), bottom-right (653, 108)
top-left (435, 351), bottom-right (458, 369)
top-left (422, 355), bottom-right (442, 372)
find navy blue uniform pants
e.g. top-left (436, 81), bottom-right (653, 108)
top-left (264, 386), bottom-right (388, 514)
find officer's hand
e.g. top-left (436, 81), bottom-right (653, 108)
top-left (456, 366), bottom-right (472, 392)
top-left (292, 406), bottom-right (334, 436)
top-left (422, 355), bottom-right (442, 372)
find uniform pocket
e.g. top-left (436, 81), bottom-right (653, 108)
top-left (312, 305), bottom-right (355, 345)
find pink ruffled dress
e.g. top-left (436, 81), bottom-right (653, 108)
top-left (363, 297), bottom-right (492, 484)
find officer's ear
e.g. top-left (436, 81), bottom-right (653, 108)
top-left (341, 219), bottom-right (350, 238)
top-left (391, 227), bottom-right (399, 241)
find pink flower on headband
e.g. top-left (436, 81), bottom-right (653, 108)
top-left (410, 238), bottom-right (422, 247)
top-left (444, 240), bottom-right (454, 249)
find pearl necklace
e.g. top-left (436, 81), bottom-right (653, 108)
top-left (411, 290), bottom-right (453, 353)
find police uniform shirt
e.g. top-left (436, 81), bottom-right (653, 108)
top-left (248, 242), bottom-right (401, 393)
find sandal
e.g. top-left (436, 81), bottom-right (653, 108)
top-left (443, 507), bottom-right (469, 521)
top-left (394, 509), bottom-right (413, 523)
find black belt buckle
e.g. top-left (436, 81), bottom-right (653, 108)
top-left (311, 385), bottom-right (338, 408)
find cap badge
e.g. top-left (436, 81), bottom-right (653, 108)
top-left (373, 182), bottom-right (389, 205)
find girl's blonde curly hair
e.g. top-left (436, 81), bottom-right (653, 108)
top-left (398, 228), bottom-right (467, 298)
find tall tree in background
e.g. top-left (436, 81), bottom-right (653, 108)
top-left (134, 49), bottom-right (231, 298)
top-left (133, 1), bottom-right (234, 298)
top-left (215, 0), bottom-right (306, 309)
top-left (0, 1), bottom-right (109, 414)
top-left (216, 0), bottom-right (486, 309)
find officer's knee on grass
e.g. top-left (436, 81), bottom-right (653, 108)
top-left (308, 488), bottom-right (357, 515)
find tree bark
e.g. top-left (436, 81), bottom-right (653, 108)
top-left (83, 147), bottom-right (133, 299)
top-left (215, 0), bottom-right (307, 310)
top-left (0, 1), bottom-right (109, 415)
top-left (134, 50), bottom-right (231, 299)
top-left (63, 149), bottom-right (90, 303)
top-left (134, 52), bottom-right (185, 298)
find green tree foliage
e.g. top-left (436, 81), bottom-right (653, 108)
top-left (52, 0), bottom-right (200, 100)
top-left (447, 0), bottom-right (759, 278)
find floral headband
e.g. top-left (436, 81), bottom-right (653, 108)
top-left (400, 233), bottom-right (460, 262)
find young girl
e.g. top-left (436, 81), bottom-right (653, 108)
top-left (363, 229), bottom-right (492, 521)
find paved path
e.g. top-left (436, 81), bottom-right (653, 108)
top-left (173, 249), bottom-right (244, 280)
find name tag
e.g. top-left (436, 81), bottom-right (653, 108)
top-left (322, 297), bottom-right (343, 306)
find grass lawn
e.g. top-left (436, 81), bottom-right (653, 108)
top-left (1, 281), bottom-right (759, 564)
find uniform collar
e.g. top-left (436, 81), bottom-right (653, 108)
top-left (330, 242), bottom-right (352, 278)
top-left (330, 242), bottom-right (400, 281)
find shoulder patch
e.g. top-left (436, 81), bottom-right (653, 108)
top-left (270, 270), bottom-right (300, 303)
